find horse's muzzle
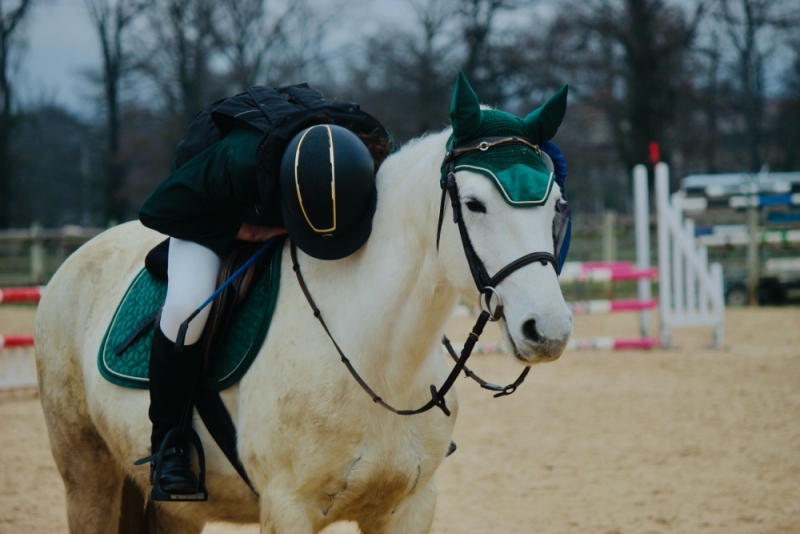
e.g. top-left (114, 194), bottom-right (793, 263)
top-left (508, 313), bottom-right (571, 363)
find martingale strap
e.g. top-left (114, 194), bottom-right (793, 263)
top-left (433, 136), bottom-right (561, 395)
top-left (291, 242), bottom-right (496, 417)
top-left (442, 336), bottom-right (530, 397)
top-left (290, 135), bottom-right (559, 418)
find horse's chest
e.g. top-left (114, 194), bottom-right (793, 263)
top-left (316, 447), bottom-right (423, 523)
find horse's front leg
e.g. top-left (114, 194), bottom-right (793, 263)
top-left (258, 493), bottom-right (315, 534)
top-left (365, 479), bottom-right (437, 534)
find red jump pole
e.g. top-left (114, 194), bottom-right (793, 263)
top-left (0, 333), bottom-right (35, 348)
top-left (0, 286), bottom-right (45, 304)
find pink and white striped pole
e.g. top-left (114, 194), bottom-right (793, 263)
top-left (0, 286), bottom-right (45, 303)
top-left (567, 337), bottom-right (660, 351)
top-left (559, 266), bottom-right (658, 283)
top-left (452, 336), bottom-right (660, 354)
top-left (568, 298), bottom-right (658, 315)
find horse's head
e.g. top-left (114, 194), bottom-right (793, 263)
top-left (438, 73), bottom-right (572, 364)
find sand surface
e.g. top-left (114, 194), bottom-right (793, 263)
top-left (1, 305), bottom-right (799, 533)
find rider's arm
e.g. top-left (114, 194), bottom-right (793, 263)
top-left (139, 124), bottom-right (267, 255)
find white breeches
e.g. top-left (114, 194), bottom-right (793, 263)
top-left (159, 238), bottom-right (221, 345)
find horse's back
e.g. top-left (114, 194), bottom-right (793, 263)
top-left (36, 221), bottom-right (161, 363)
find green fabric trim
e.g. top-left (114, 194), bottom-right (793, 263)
top-left (440, 108), bottom-right (556, 207)
top-left (97, 269), bottom-right (155, 389)
top-left (97, 237), bottom-right (285, 391)
top-left (455, 163), bottom-right (554, 206)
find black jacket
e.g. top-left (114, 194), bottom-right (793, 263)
top-left (139, 84), bottom-right (390, 256)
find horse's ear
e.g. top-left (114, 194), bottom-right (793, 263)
top-left (523, 85), bottom-right (569, 144)
top-left (450, 71), bottom-right (483, 143)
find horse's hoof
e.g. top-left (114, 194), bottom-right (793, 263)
top-left (446, 440), bottom-right (457, 457)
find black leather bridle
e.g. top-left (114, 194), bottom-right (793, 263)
top-left (291, 135), bottom-right (559, 416)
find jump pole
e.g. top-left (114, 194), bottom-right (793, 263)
top-left (0, 287), bottom-right (41, 391)
top-left (0, 286), bottom-right (45, 303)
top-left (0, 333), bottom-right (35, 348)
top-left (633, 164), bottom-right (652, 338)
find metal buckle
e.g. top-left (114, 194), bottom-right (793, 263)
top-left (480, 286), bottom-right (504, 321)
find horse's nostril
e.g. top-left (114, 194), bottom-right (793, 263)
top-left (522, 319), bottom-right (541, 343)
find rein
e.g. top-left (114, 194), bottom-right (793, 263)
top-left (290, 135), bottom-right (558, 417)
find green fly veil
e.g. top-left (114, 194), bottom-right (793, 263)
top-left (442, 72), bottom-right (568, 207)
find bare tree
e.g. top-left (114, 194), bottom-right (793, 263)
top-left (85, 0), bottom-right (153, 223)
top-left (549, 0), bottom-right (708, 173)
top-left (0, 0), bottom-right (34, 228)
top-left (349, 0), bottom-right (458, 141)
top-left (349, 0), bottom-right (543, 140)
top-left (457, 0), bottom-right (536, 105)
top-left (693, 30), bottom-right (725, 172)
top-left (212, 0), bottom-right (303, 90)
top-left (776, 39), bottom-right (800, 170)
top-left (714, 0), bottom-right (800, 172)
top-left (259, 0), bottom-right (335, 86)
top-left (136, 0), bottom-right (220, 131)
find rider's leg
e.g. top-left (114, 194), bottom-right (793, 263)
top-left (148, 238), bottom-right (220, 495)
top-left (159, 238), bottom-right (221, 345)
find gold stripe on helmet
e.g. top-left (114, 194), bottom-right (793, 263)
top-left (294, 125), bottom-right (336, 233)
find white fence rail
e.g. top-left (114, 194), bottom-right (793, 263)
top-left (0, 225), bottom-right (102, 284)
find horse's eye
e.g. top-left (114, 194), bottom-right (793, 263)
top-left (466, 199), bottom-right (486, 213)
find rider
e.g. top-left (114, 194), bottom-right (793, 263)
top-left (138, 83), bottom-right (392, 499)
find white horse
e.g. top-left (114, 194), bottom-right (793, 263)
top-left (34, 79), bottom-right (572, 534)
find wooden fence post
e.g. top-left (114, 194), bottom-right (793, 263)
top-left (30, 223), bottom-right (45, 284)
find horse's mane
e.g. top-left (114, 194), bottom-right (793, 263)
top-left (373, 129), bottom-right (451, 215)
top-left (358, 129), bottom-right (394, 172)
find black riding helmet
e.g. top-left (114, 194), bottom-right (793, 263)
top-left (279, 124), bottom-right (377, 260)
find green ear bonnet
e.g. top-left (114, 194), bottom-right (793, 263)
top-left (442, 72), bottom-right (568, 207)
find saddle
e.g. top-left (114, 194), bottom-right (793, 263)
top-left (128, 237), bottom-right (282, 496)
top-left (143, 238), bottom-right (272, 369)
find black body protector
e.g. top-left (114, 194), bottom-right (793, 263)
top-left (175, 83), bottom-right (390, 228)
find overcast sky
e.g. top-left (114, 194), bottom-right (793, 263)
top-left (15, 0), bottom-right (794, 118)
top-left (16, 0), bottom-right (426, 117)
top-left (18, 0), bottom-right (99, 115)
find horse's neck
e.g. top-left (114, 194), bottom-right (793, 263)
top-left (297, 131), bottom-right (458, 401)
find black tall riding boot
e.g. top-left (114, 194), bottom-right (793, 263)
top-left (148, 325), bottom-right (201, 495)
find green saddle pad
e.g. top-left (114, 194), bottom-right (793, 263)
top-left (97, 240), bottom-right (284, 391)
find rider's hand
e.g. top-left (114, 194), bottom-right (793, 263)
top-left (236, 222), bottom-right (288, 242)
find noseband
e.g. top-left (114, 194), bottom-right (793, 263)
top-left (290, 136), bottom-right (558, 417)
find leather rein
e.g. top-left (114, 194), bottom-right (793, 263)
top-left (290, 136), bottom-right (558, 417)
